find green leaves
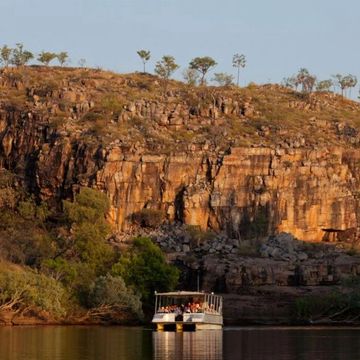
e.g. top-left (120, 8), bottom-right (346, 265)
top-left (137, 50), bottom-right (151, 73)
top-left (37, 51), bottom-right (58, 66)
top-left (112, 237), bottom-right (179, 303)
top-left (189, 56), bottom-right (217, 84)
top-left (154, 55), bottom-right (179, 80)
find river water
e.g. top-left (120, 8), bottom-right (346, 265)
top-left (0, 326), bottom-right (359, 360)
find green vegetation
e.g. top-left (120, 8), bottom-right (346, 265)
top-left (0, 262), bottom-right (68, 320)
top-left (37, 51), bottom-right (58, 66)
top-left (212, 72), bottom-right (234, 86)
top-left (0, 166), bottom-right (178, 323)
top-left (112, 237), bottom-right (179, 303)
top-left (189, 56), bottom-right (217, 85)
top-left (89, 274), bottom-right (143, 320)
top-left (154, 55), bottom-right (179, 94)
top-left (184, 225), bottom-right (216, 247)
top-left (294, 277), bottom-right (360, 323)
top-left (316, 79), bottom-right (333, 92)
top-left (333, 74), bottom-right (358, 97)
top-left (57, 52), bottom-right (69, 66)
top-left (132, 208), bottom-right (165, 228)
top-left (232, 53), bottom-right (246, 86)
top-left (137, 50), bottom-right (151, 73)
top-left (0, 45), bottom-right (12, 67)
top-left (182, 67), bottom-right (200, 86)
top-left (11, 43), bottom-right (34, 67)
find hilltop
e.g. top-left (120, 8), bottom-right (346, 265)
top-left (1, 66), bottom-right (360, 154)
top-left (1, 66), bottom-right (360, 325)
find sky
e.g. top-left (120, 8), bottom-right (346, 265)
top-left (0, 0), bottom-right (359, 87)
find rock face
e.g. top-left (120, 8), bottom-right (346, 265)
top-left (1, 67), bottom-right (360, 243)
top-left (97, 146), bottom-right (360, 242)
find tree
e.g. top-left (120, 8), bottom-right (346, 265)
top-left (10, 43), bottom-right (33, 67)
top-left (57, 52), bottom-right (69, 66)
top-left (62, 188), bottom-right (114, 274)
top-left (112, 237), bottom-right (179, 303)
top-left (334, 74), bottom-right (357, 97)
top-left (232, 53), bottom-right (246, 86)
top-left (189, 56), bottom-right (217, 85)
top-left (0, 45), bottom-right (12, 67)
top-left (154, 55), bottom-right (179, 94)
top-left (282, 76), bottom-right (298, 90)
top-left (137, 50), bottom-right (151, 73)
top-left (89, 274), bottom-right (143, 320)
top-left (316, 79), bottom-right (333, 92)
top-left (295, 68), bottom-right (316, 93)
top-left (182, 67), bottom-right (200, 86)
top-left (37, 51), bottom-right (57, 66)
top-left (212, 72), bottom-right (234, 86)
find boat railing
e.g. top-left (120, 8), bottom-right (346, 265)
top-left (154, 292), bottom-right (223, 317)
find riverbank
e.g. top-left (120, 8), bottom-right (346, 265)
top-left (1, 283), bottom-right (360, 327)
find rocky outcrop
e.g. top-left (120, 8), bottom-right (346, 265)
top-left (95, 146), bottom-right (360, 242)
top-left (0, 67), bottom-right (360, 244)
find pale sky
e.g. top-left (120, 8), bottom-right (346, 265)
top-left (0, 0), bottom-right (359, 87)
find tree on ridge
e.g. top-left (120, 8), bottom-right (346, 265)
top-left (10, 43), bottom-right (33, 67)
top-left (154, 55), bottom-right (179, 95)
top-left (0, 45), bottom-right (12, 67)
top-left (189, 56), bottom-right (217, 85)
top-left (38, 51), bottom-right (58, 66)
top-left (137, 50), bottom-right (151, 73)
top-left (232, 53), bottom-right (246, 86)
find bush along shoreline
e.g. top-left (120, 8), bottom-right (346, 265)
top-left (0, 176), bottom-right (179, 325)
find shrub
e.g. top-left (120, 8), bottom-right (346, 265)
top-left (132, 208), bottom-right (165, 228)
top-left (0, 263), bottom-right (68, 317)
top-left (63, 188), bottom-right (113, 275)
top-left (112, 237), bottom-right (179, 303)
top-left (63, 187), bottom-right (110, 224)
top-left (185, 225), bottom-right (216, 247)
top-left (101, 95), bottom-right (124, 115)
top-left (89, 274), bottom-right (143, 319)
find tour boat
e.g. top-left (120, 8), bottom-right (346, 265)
top-left (152, 291), bottom-right (223, 331)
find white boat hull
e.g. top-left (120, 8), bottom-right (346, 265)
top-left (152, 313), bottom-right (223, 331)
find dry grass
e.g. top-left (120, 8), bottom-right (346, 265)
top-left (1, 66), bottom-right (360, 151)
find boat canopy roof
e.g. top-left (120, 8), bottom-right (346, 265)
top-left (155, 291), bottom-right (219, 297)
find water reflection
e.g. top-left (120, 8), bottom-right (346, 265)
top-left (1, 326), bottom-right (360, 360)
top-left (153, 330), bottom-right (223, 360)
top-left (0, 326), bottom-right (152, 360)
top-left (224, 327), bottom-right (360, 360)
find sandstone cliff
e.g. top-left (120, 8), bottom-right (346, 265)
top-left (1, 66), bottom-right (360, 244)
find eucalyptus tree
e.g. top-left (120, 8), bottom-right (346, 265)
top-left (10, 43), bottom-right (33, 66)
top-left (154, 55), bottom-right (179, 94)
top-left (182, 67), bottom-right (199, 86)
top-left (57, 52), bottom-right (69, 66)
top-left (212, 72), bottom-right (234, 86)
top-left (334, 74), bottom-right (357, 97)
top-left (316, 79), bottom-right (333, 92)
top-left (295, 68), bottom-right (316, 93)
top-left (0, 45), bottom-right (12, 67)
top-left (37, 51), bottom-right (57, 66)
top-left (137, 50), bottom-right (151, 73)
top-left (232, 53), bottom-right (246, 86)
top-left (189, 56), bottom-right (217, 85)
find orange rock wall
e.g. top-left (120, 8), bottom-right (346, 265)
top-left (96, 146), bottom-right (360, 241)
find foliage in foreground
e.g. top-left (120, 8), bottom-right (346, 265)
top-left (0, 262), bottom-right (68, 317)
top-left (0, 171), bottom-right (178, 322)
top-left (294, 277), bottom-right (360, 323)
top-left (89, 274), bottom-right (143, 320)
top-left (112, 237), bottom-right (179, 303)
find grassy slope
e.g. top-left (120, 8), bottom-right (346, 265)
top-left (0, 66), bottom-right (359, 153)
